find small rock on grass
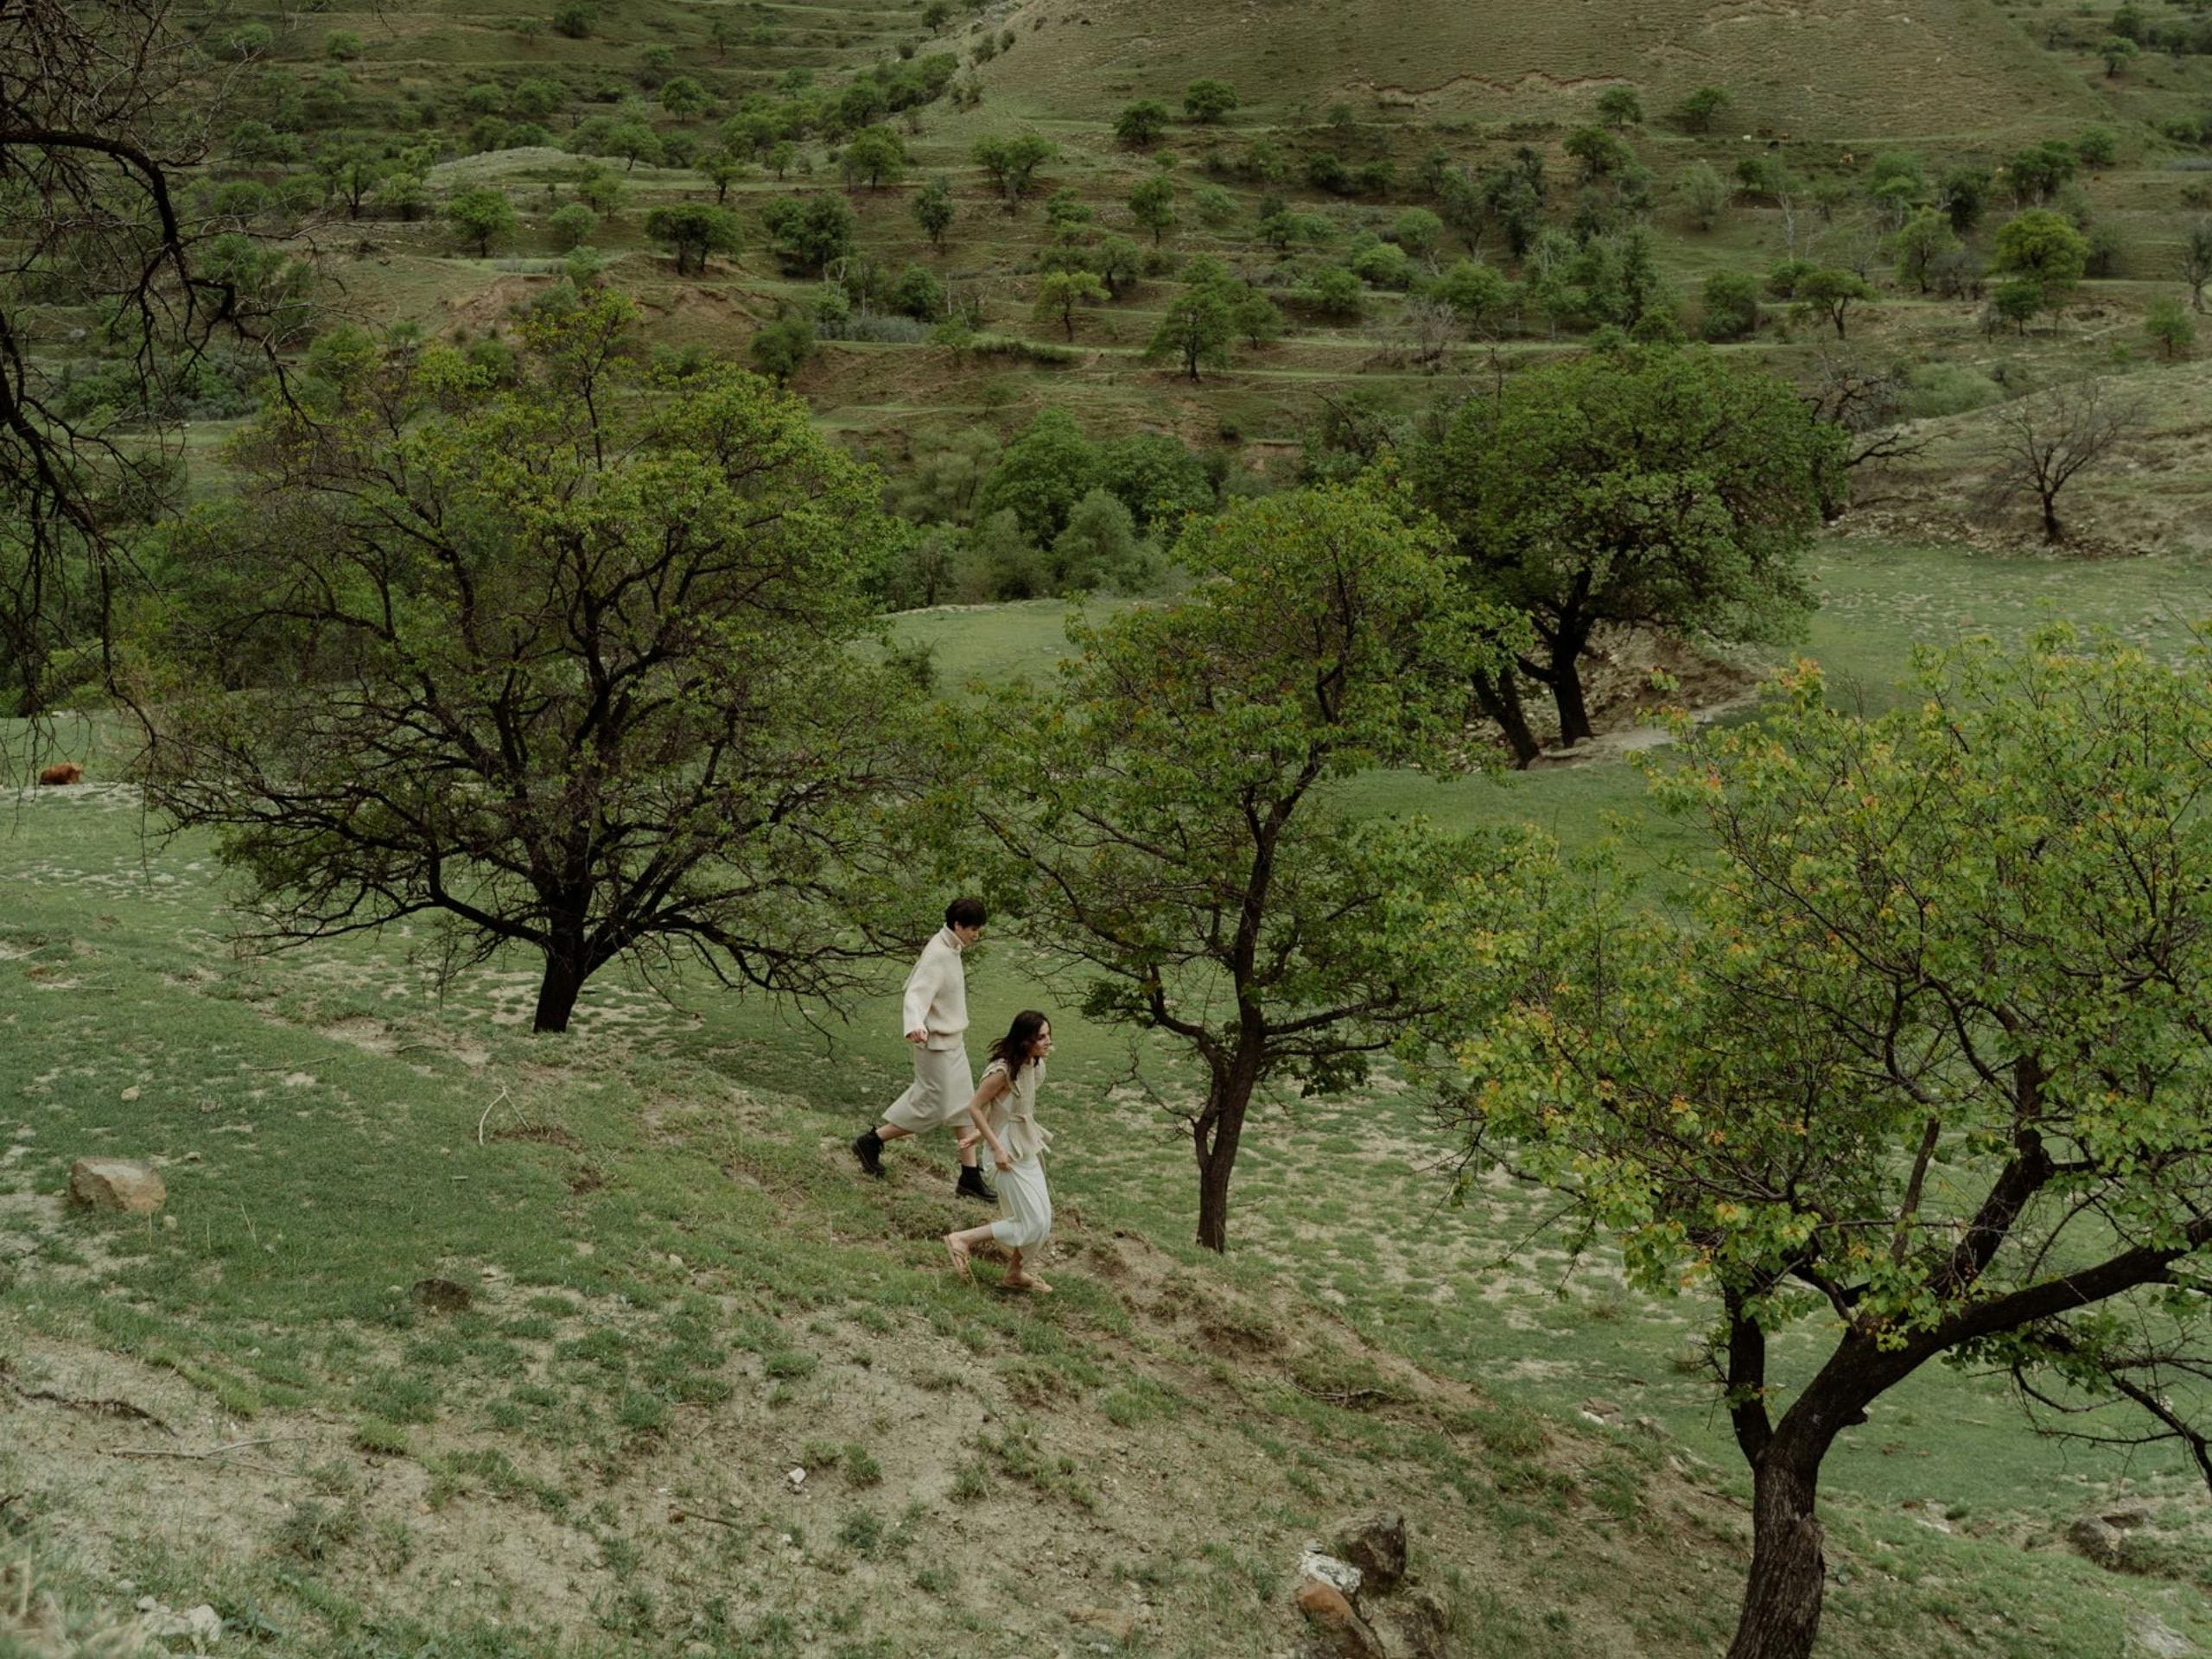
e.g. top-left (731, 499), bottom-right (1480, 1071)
top-left (411, 1276), bottom-right (472, 1313)
top-left (68, 1158), bottom-right (164, 1214)
top-left (1294, 1578), bottom-right (1386, 1659)
top-left (1332, 1510), bottom-right (1407, 1593)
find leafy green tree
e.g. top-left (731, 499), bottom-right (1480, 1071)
top-left (972, 409), bottom-right (1098, 543)
top-left (1671, 85), bottom-right (1729, 132)
top-left (1594, 86), bottom-right (1642, 128)
top-left (1790, 267), bottom-right (1875, 339)
top-left (446, 188), bottom-right (517, 255)
top-left (1564, 124), bottom-right (1630, 182)
top-left (760, 193), bottom-right (855, 274)
top-left (1386, 207), bottom-right (1446, 258)
top-left (1891, 207), bottom-right (1961, 292)
top-left (1430, 259), bottom-right (1513, 334)
top-left (1414, 343), bottom-right (1838, 752)
top-left (1228, 286), bottom-right (1285, 348)
top-left (887, 263), bottom-right (943, 321)
top-left (1147, 288), bottom-right (1235, 379)
top-left (1678, 160), bottom-right (1730, 230)
top-left (2005, 141), bottom-right (2076, 205)
top-left (748, 314), bottom-right (815, 383)
top-left (971, 133), bottom-right (1057, 208)
top-left (1992, 208), bottom-right (2090, 313)
top-left (2180, 219), bottom-right (2212, 312)
top-left (766, 140), bottom-right (798, 181)
top-left (1182, 79), bottom-right (1238, 124)
top-left (1128, 174), bottom-right (1178, 245)
top-left (548, 202), bottom-right (598, 250)
top-left (1446, 632), bottom-right (2212, 1659)
top-left (913, 175), bottom-right (956, 249)
top-left (840, 124), bottom-right (906, 190)
top-left (1048, 488), bottom-right (1145, 592)
top-left (1115, 99), bottom-right (1170, 147)
top-left (661, 75), bottom-right (710, 117)
top-left (704, 150), bottom-right (747, 204)
top-left (1700, 269), bottom-right (1759, 340)
top-left (573, 163), bottom-right (626, 218)
top-left (962, 481), bottom-right (1522, 1251)
top-left (552, 3), bottom-right (593, 37)
top-left (1300, 265), bottom-right (1365, 319)
top-left (644, 203), bottom-right (742, 275)
top-left (513, 77), bottom-right (563, 118)
top-left (143, 293), bottom-right (912, 1034)
top-left (2146, 296), bottom-right (2196, 359)
top-left (1937, 164), bottom-right (1989, 232)
top-left (2099, 34), bottom-right (2139, 73)
top-left (607, 120), bottom-right (663, 171)
top-left (2073, 124), bottom-right (2118, 167)
top-left (1092, 234), bottom-right (1142, 297)
top-left (1096, 430), bottom-right (1212, 532)
top-left (324, 29), bottom-right (363, 60)
top-left (1033, 269), bottom-right (1109, 340)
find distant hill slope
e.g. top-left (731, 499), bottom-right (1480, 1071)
top-left (987, 0), bottom-right (2105, 142)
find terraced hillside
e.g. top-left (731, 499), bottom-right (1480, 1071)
top-left (982, 0), bottom-right (2104, 141)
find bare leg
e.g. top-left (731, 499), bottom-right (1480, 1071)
top-left (1001, 1248), bottom-right (1052, 1294)
top-left (944, 1222), bottom-right (995, 1281)
top-left (875, 1122), bottom-right (912, 1143)
top-left (954, 1126), bottom-right (982, 1170)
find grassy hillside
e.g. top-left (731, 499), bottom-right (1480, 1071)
top-left (6, 544), bottom-right (2212, 1656)
top-left (982, 0), bottom-right (2102, 143)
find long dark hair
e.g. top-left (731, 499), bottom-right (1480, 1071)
top-left (987, 1009), bottom-right (1049, 1073)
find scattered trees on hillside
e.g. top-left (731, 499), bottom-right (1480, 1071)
top-left (761, 193), bottom-right (856, 273)
top-left (1114, 99), bottom-right (1170, 147)
top-left (1671, 85), bottom-right (1729, 131)
top-left (1444, 633), bottom-right (2212, 1659)
top-left (1033, 270), bottom-right (1109, 340)
top-left (447, 188), bottom-right (518, 255)
top-left (644, 204), bottom-right (742, 274)
top-left (142, 292), bottom-right (918, 1035)
top-left (962, 481), bottom-right (1528, 1253)
top-left (1183, 79), bottom-right (1238, 124)
top-left (1148, 286), bottom-right (1235, 379)
top-left (1990, 208), bottom-right (2091, 322)
top-left (1976, 375), bottom-right (2145, 542)
top-left (972, 134), bottom-right (1057, 208)
top-left (1414, 343), bottom-right (1839, 760)
top-left (1128, 174), bottom-right (1178, 245)
top-left (1790, 267), bottom-right (1875, 339)
top-left (913, 175), bottom-right (957, 249)
top-left (2181, 219), bottom-right (2212, 311)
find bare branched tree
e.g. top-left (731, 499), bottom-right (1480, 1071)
top-left (1976, 377), bottom-right (2145, 543)
top-left (0, 0), bottom-right (302, 716)
top-left (1801, 349), bottom-right (1926, 517)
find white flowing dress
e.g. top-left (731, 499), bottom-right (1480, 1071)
top-left (980, 1058), bottom-right (1052, 1250)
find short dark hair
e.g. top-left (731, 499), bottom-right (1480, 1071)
top-left (945, 896), bottom-right (987, 930)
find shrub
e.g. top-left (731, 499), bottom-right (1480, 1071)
top-left (1700, 270), bottom-right (1760, 340)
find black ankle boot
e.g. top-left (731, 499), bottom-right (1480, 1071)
top-left (852, 1128), bottom-right (886, 1179)
top-left (956, 1165), bottom-right (995, 1203)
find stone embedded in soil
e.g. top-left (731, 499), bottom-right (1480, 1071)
top-left (1378, 1587), bottom-right (1453, 1659)
top-left (67, 1158), bottom-right (165, 1214)
top-left (1294, 1578), bottom-right (1386, 1659)
top-left (1068, 1606), bottom-right (1137, 1642)
top-left (411, 1276), bottom-right (473, 1313)
top-left (1297, 1548), bottom-right (1363, 1602)
top-left (1331, 1510), bottom-right (1408, 1595)
top-left (2068, 1515), bottom-right (2124, 1567)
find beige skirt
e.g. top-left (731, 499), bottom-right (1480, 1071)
top-left (883, 1045), bottom-right (975, 1133)
top-left (988, 1156), bottom-right (1051, 1250)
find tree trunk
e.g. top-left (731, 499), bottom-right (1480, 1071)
top-left (532, 946), bottom-right (588, 1033)
top-left (1549, 658), bottom-right (1594, 748)
top-left (1192, 1052), bottom-right (1261, 1252)
top-left (1473, 666), bottom-right (1540, 767)
top-left (2039, 493), bottom-right (2063, 543)
top-left (1727, 1435), bottom-right (1829, 1659)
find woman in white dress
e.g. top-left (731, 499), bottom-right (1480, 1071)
top-left (944, 1010), bottom-right (1055, 1293)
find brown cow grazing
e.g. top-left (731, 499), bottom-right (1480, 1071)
top-left (36, 763), bottom-right (83, 786)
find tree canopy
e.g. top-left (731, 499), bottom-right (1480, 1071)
top-left (1414, 343), bottom-right (1840, 758)
top-left (141, 292), bottom-right (917, 1033)
top-left (1445, 632), bottom-right (2212, 1658)
top-left (959, 480), bottom-right (1527, 1251)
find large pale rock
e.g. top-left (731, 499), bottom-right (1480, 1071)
top-left (1332, 1510), bottom-right (1408, 1593)
top-left (1297, 1548), bottom-right (1362, 1602)
top-left (68, 1159), bottom-right (164, 1214)
top-left (1294, 1579), bottom-right (1386, 1659)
